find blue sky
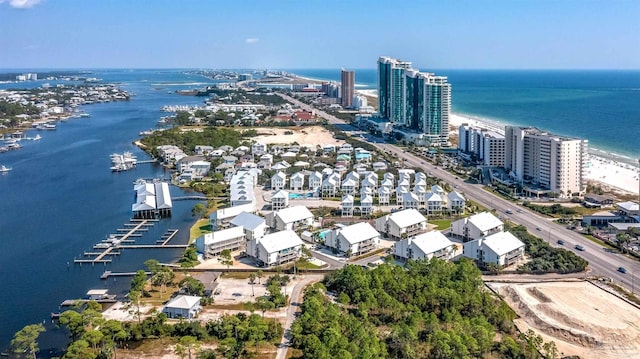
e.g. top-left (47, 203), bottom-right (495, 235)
top-left (0, 0), bottom-right (638, 69)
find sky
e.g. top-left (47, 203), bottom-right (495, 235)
top-left (0, 0), bottom-right (639, 70)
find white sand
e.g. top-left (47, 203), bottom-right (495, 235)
top-left (355, 89), bottom-right (378, 98)
top-left (450, 113), bottom-right (640, 195)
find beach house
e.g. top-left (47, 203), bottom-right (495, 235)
top-left (463, 231), bottom-right (525, 267)
top-left (271, 189), bottom-right (290, 211)
top-left (450, 212), bottom-right (504, 241)
top-left (308, 171), bottom-right (322, 192)
top-left (375, 209), bottom-right (427, 239)
top-left (163, 295), bottom-right (202, 319)
top-left (271, 171), bottom-right (286, 190)
top-left (195, 226), bottom-right (246, 259)
top-left (230, 211), bottom-right (267, 241)
top-left (341, 194), bottom-right (354, 217)
top-left (267, 205), bottom-right (314, 231)
top-left (324, 222), bottom-right (380, 257)
top-left (393, 231), bottom-right (456, 262)
top-left (253, 230), bottom-right (303, 267)
top-left (290, 172), bottom-right (305, 191)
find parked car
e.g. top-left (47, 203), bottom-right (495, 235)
top-left (557, 240), bottom-right (565, 245)
top-left (505, 209), bottom-right (513, 214)
top-left (536, 227), bottom-right (541, 231)
top-left (618, 267), bottom-right (627, 274)
top-left (575, 245), bottom-right (585, 251)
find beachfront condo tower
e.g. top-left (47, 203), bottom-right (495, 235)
top-left (504, 126), bottom-right (588, 197)
top-left (341, 69), bottom-right (355, 108)
top-left (377, 56), bottom-right (451, 145)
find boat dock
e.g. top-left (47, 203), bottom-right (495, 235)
top-left (74, 221), bottom-right (186, 265)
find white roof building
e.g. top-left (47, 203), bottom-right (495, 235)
top-left (195, 226), bottom-right (246, 258)
top-left (451, 211), bottom-right (504, 241)
top-left (254, 230), bottom-right (303, 266)
top-left (394, 231), bottom-right (456, 262)
top-left (230, 211), bottom-right (267, 241)
top-left (267, 205), bottom-right (315, 231)
top-left (271, 189), bottom-right (290, 211)
top-left (324, 222), bottom-right (380, 256)
top-left (163, 295), bottom-right (202, 319)
top-left (375, 208), bottom-right (427, 239)
top-left (463, 231), bottom-right (525, 267)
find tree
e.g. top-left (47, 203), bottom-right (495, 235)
top-left (130, 270), bottom-right (148, 292)
top-left (255, 297), bottom-right (275, 318)
top-left (180, 276), bottom-right (205, 296)
top-left (180, 335), bottom-right (200, 359)
top-left (220, 249), bottom-right (233, 270)
top-left (616, 232), bottom-right (631, 253)
top-left (152, 268), bottom-right (175, 299)
top-left (256, 269), bottom-right (264, 284)
top-left (59, 310), bottom-right (85, 340)
top-left (10, 323), bottom-right (45, 359)
top-left (249, 273), bottom-right (257, 297)
top-left (192, 203), bottom-right (208, 218)
top-left (128, 290), bottom-right (142, 325)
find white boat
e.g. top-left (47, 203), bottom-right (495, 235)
top-left (0, 165), bottom-right (12, 172)
top-left (33, 134), bottom-right (42, 141)
top-left (79, 113), bottom-right (90, 118)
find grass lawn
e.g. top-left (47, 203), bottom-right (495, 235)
top-left (295, 261), bottom-right (323, 270)
top-left (190, 218), bottom-right (212, 243)
top-left (430, 219), bottom-right (452, 230)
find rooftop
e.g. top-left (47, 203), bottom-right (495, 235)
top-left (467, 212), bottom-right (504, 232)
top-left (483, 231), bottom-right (525, 256)
top-left (338, 222), bottom-right (379, 244)
top-left (389, 208), bottom-right (426, 228)
top-left (260, 230), bottom-right (303, 253)
top-left (276, 205), bottom-right (314, 223)
top-left (230, 211), bottom-right (265, 231)
top-left (165, 295), bottom-right (201, 309)
top-left (411, 231), bottom-right (454, 255)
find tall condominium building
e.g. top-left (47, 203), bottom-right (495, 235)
top-left (341, 69), bottom-right (355, 108)
top-left (378, 56), bottom-right (451, 145)
top-left (458, 124), bottom-right (505, 167)
top-left (505, 126), bottom-right (588, 196)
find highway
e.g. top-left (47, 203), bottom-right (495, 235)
top-left (278, 93), bottom-right (640, 292)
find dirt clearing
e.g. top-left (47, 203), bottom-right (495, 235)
top-left (488, 281), bottom-right (640, 359)
top-left (251, 126), bottom-right (343, 147)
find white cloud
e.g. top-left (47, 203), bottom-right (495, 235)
top-left (0, 0), bottom-right (42, 8)
top-left (245, 38), bottom-right (259, 44)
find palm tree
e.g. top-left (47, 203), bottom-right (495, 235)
top-left (616, 233), bottom-right (631, 253)
top-left (249, 273), bottom-right (257, 296)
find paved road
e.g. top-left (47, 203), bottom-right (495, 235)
top-left (275, 274), bottom-right (324, 359)
top-left (278, 93), bottom-right (640, 292)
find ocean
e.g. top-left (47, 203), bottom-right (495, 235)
top-left (0, 70), bottom-right (217, 355)
top-left (288, 69), bottom-right (640, 161)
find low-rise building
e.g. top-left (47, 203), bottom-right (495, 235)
top-left (290, 172), bottom-right (305, 191)
top-left (271, 171), bottom-right (286, 190)
top-left (447, 191), bottom-right (466, 213)
top-left (378, 186), bottom-right (391, 205)
top-left (252, 230), bottom-right (303, 267)
top-left (252, 142), bottom-right (267, 155)
top-left (341, 194), bottom-right (354, 217)
top-left (361, 194), bottom-right (374, 216)
top-left (425, 192), bottom-right (444, 214)
top-left (393, 231), bottom-right (456, 262)
top-left (450, 212), bottom-right (504, 242)
top-left (267, 205), bottom-right (315, 231)
top-left (229, 211), bottom-right (267, 241)
top-left (195, 226), bottom-right (246, 258)
top-left (163, 295), bottom-right (202, 319)
top-left (375, 208), bottom-right (427, 239)
top-left (463, 231), bottom-right (525, 267)
top-left (271, 189), bottom-right (290, 211)
top-left (308, 171), bottom-right (322, 192)
top-left (324, 222), bottom-right (380, 256)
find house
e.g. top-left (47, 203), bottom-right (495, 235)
top-left (393, 231), bottom-right (456, 262)
top-left (341, 178), bottom-right (357, 195)
top-left (324, 222), bottom-right (380, 256)
top-left (222, 155), bottom-right (238, 165)
top-left (210, 203), bottom-right (256, 230)
top-left (341, 194), bottom-right (354, 217)
top-left (271, 189), bottom-right (290, 211)
top-left (219, 145), bottom-right (234, 153)
top-left (253, 230), bottom-right (304, 267)
top-left (447, 191), bottom-right (466, 213)
top-left (584, 193), bottom-right (615, 208)
top-left (451, 212), bottom-right (504, 242)
top-left (192, 272), bottom-right (221, 297)
top-left (271, 172), bottom-right (286, 190)
top-left (163, 295), bottom-right (202, 319)
top-left (431, 185), bottom-right (446, 196)
top-left (402, 192), bottom-right (420, 210)
top-left (252, 142), bottom-right (267, 155)
top-left (267, 205), bottom-right (314, 231)
top-left (360, 194), bottom-right (374, 215)
top-left (339, 143), bottom-right (353, 153)
top-left (354, 148), bottom-right (372, 163)
top-left (293, 161), bottom-right (310, 168)
top-left (194, 145), bottom-right (214, 156)
top-left (425, 192), bottom-right (445, 214)
top-left (375, 208), bottom-right (427, 239)
top-left (322, 144), bottom-right (336, 153)
top-left (378, 186), bottom-right (391, 205)
top-left (260, 153), bottom-right (274, 164)
top-left (383, 172), bottom-right (395, 184)
top-left (230, 211), bottom-right (267, 241)
top-left (398, 169), bottom-right (415, 181)
top-left (290, 172), bottom-right (305, 191)
top-left (395, 185), bottom-right (409, 205)
top-left (308, 171), bottom-right (323, 192)
top-left (413, 186), bottom-right (427, 206)
top-left (372, 161), bottom-right (388, 171)
top-left (195, 226), bottom-right (246, 259)
top-left (414, 172), bottom-right (427, 184)
top-left (361, 176), bottom-right (377, 193)
top-left (321, 176), bottom-right (338, 197)
top-left (463, 231), bottom-right (525, 267)
top-left (345, 171), bottom-right (360, 184)
top-left (380, 178), bottom-right (394, 191)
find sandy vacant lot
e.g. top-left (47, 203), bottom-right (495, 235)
top-left (488, 281), bottom-right (640, 359)
top-left (252, 126), bottom-right (344, 148)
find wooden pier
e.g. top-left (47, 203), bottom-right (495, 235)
top-left (74, 221), bottom-right (186, 266)
top-left (101, 270), bottom-right (151, 280)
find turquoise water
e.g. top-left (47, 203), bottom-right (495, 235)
top-left (318, 230), bottom-right (330, 240)
top-left (289, 192), bottom-right (314, 199)
top-left (287, 69), bottom-right (640, 160)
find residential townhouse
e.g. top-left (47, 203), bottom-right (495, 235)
top-left (393, 231), bottom-right (456, 262)
top-left (324, 222), bottom-right (380, 256)
top-left (195, 226), bottom-right (246, 259)
top-left (375, 208), bottom-right (427, 239)
top-left (463, 231), bottom-right (525, 267)
top-left (450, 212), bottom-right (504, 242)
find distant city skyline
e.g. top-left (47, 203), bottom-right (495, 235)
top-left (1, 0), bottom-right (638, 69)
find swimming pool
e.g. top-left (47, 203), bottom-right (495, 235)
top-left (289, 192), bottom-right (314, 199)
